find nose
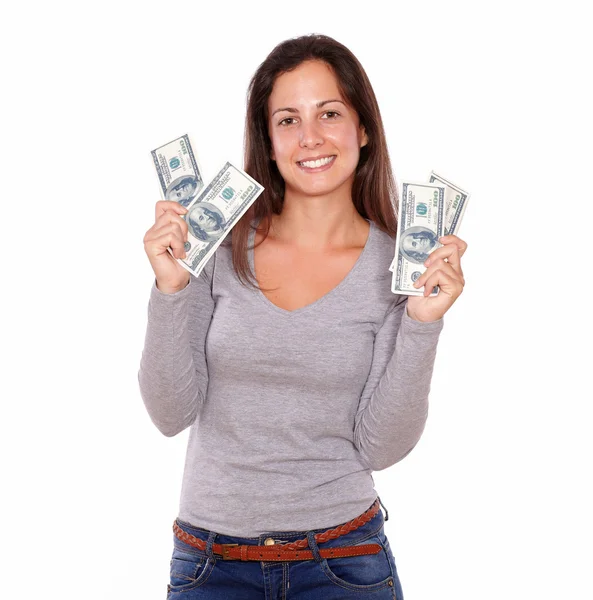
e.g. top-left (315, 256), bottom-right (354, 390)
top-left (299, 119), bottom-right (323, 149)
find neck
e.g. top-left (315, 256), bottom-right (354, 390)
top-left (267, 185), bottom-right (368, 250)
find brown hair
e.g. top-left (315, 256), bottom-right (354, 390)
top-left (230, 33), bottom-right (398, 288)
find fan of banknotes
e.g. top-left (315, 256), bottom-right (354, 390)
top-left (390, 174), bottom-right (471, 296)
top-left (151, 134), bottom-right (265, 278)
top-left (151, 134), bottom-right (470, 295)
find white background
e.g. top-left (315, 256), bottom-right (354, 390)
top-left (1, 0), bottom-right (591, 598)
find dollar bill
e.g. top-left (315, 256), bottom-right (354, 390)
top-left (151, 134), bottom-right (204, 208)
top-left (389, 171), bottom-right (470, 273)
top-left (428, 171), bottom-right (470, 236)
top-left (391, 181), bottom-right (445, 296)
top-left (168, 162), bottom-right (264, 278)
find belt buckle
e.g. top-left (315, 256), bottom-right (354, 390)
top-left (220, 543), bottom-right (239, 560)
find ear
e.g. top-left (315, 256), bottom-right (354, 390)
top-left (359, 124), bottom-right (368, 149)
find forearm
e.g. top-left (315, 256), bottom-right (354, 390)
top-left (138, 277), bottom-right (210, 436)
top-left (354, 307), bottom-right (443, 470)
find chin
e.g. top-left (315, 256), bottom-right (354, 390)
top-left (290, 182), bottom-right (347, 198)
top-left (290, 173), bottom-right (356, 198)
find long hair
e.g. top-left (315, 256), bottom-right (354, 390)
top-left (230, 33), bottom-right (398, 288)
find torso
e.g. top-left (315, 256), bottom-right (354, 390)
top-left (253, 218), bottom-right (371, 312)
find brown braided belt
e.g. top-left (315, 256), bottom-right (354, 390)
top-left (173, 499), bottom-right (382, 561)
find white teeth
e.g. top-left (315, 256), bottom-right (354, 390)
top-left (299, 156), bottom-right (334, 168)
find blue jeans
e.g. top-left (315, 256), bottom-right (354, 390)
top-left (167, 499), bottom-right (404, 599)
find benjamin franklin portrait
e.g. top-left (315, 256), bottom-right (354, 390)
top-left (166, 175), bottom-right (200, 208)
top-left (187, 202), bottom-right (226, 242)
top-left (400, 226), bottom-right (439, 264)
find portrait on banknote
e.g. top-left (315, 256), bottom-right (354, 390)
top-left (187, 201), bottom-right (226, 242)
top-left (399, 226), bottom-right (439, 264)
top-left (166, 174), bottom-right (200, 207)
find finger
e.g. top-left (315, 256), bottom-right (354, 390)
top-left (155, 209), bottom-right (189, 238)
top-left (144, 232), bottom-right (186, 261)
top-left (438, 235), bottom-right (468, 257)
top-left (155, 200), bottom-right (188, 221)
top-left (429, 258), bottom-right (464, 284)
top-left (425, 244), bottom-right (462, 273)
top-left (144, 223), bottom-right (187, 258)
top-left (420, 269), bottom-right (461, 298)
top-left (148, 232), bottom-right (186, 260)
top-left (145, 219), bottom-right (185, 243)
top-left (414, 260), bottom-right (464, 290)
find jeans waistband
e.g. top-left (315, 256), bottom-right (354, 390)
top-left (174, 498), bottom-right (387, 552)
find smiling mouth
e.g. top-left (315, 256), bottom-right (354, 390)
top-left (297, 155), bottom-right (336, 169)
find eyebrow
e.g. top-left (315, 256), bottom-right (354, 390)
top-left (271, 99), bottom-right (345, 117)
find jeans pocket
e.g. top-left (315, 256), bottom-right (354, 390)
top-left (381, 534), bottom-right (404, 600)
top-left (320, 533), bottom-right (396, 593)
top-left (167, 547), bottom-right (215, 594)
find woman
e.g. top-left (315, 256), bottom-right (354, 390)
top-left (140, 34), bottom-right (466, 599)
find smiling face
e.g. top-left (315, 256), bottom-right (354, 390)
top-left (267, 60), bottom-right (368, 200)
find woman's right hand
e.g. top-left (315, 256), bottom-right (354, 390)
top-left (143, 201), bottom-right (191, 294)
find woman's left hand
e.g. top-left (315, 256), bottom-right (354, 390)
top-left (406, 235), bottom-right (468, 323)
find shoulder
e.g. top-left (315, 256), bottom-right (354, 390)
top-left (366, 221), bottom-right (396, 274)
top-left (346, 221), bottom-right (403, 317)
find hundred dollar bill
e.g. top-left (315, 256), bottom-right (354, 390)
top-left (151, 134), bottom-right (204, 208)
top-left (167, 162), bottom-right (264, 278)
top-left (389, 171), bottom-right (470, 272)
top-left (428, 171), bottom-right (470, 236)
top-left (391, 181), bottom-right (445, 296)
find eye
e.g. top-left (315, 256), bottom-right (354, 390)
top-left (278, 117), bottom-right (297, 126)
top-left (322, 111), bottom-right (340, 119)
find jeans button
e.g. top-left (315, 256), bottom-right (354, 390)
top-left (264, 538), bottom-right (275, 545)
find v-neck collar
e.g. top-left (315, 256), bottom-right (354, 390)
top-left (248, 219), bottom-right (375, 317)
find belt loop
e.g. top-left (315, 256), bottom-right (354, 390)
top-left (204, 531), bottom-right (217, 559)
top-left (377, 496), bottom-right (389, 521)
top-left (306, 531), bottom-right (323, 563)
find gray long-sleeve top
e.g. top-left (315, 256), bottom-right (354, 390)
top-left (138, 219), bottom-right (443, 536)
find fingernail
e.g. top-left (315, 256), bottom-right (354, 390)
top-left (424, 259), bottom-right (430, 266)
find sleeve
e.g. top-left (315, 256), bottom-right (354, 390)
top-left (137, 257), bottom-right (215, 437)
top-left (353, 295), bottom-right (444, 471)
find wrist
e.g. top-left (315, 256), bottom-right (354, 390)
top-left (156, 276), bottom-right (190, 295)
top-left (405, 304), bottom-right (441, 323)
